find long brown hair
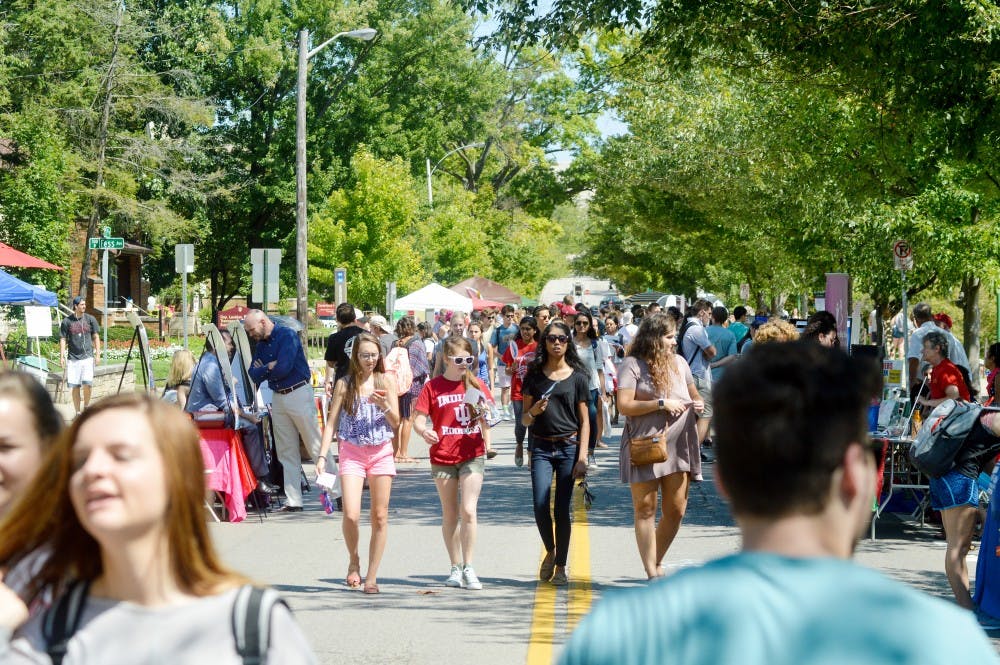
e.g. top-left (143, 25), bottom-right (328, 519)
top-left (0, 394), bottom-right (247, 605)
top-left (442, 336), bottom-right (480, 392)
top-left (628, 313), bottom-right (678, 395)
top-left (343, 333), bottom-right (387, 416)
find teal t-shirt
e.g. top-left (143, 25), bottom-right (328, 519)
top-left (706, 324), bottom-right (737, 382)
top-left (559, 552), bottom-right (998, 665)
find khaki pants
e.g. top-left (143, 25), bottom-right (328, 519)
top-left (271, 385), bottom-right (323, 507)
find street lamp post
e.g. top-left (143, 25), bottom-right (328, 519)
top-left (425, 142), bottom-right (486, 206)
top-left (295, 27), bottom-right (377, 328)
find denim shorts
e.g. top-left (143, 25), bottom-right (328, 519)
top-left (929, 469), bottom-right (979, 511)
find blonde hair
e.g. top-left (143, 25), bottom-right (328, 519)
top-left (755, 319), bottom-right (800, 344)
top-left (442, 336), bottom-right (480, 392)
top-left (167, 349), bottom-right (195, 387)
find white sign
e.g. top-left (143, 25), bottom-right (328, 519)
top-left (739, 283), bottom-right (750, 301)
top-left (251, 248), bottom-right (282, 304)
top-left (892, 240), bottom-right (913, 271)
top-left (175, 244), bottom-right (194, 274)
top-left (24, 306), bottom-right (53, 338)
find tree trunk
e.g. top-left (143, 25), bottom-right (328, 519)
top-left (77, 3), bottom-right (125, 297)
top-left (962, 271), bottom-right (982, 392)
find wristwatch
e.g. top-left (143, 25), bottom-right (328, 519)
top-left (658, 398), bottom-right (665, 410)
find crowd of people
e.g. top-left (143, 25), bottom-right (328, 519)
top-left (2, 294), bottom-right (1000, 662)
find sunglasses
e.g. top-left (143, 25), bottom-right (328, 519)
top-left (358, 352), bottom-right (380, 360)
top-left (575, 320), bottom-right (590, 327)
top-left (545, 334), bottom-right (569, 344)
top-left (450, 355), bottom-right (476, 366)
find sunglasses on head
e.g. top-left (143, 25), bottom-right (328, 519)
top-left (545, 334), bottom-right (569, 344)
top-left (450, 355), bottom-right (476, 366)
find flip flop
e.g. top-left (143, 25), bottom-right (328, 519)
top-left (363, 583), bottom-right (380, 594)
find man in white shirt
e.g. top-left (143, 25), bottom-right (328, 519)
top-left (679, 299), bottom-right (717, 446)
top-left (907, 302), bottom-right (971, 393)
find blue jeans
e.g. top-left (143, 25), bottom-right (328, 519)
top-left (586, 388), bottom-right (599, 452)
top-left (530, 438), bottom-right (578, 566)
top-left (513, 400), bottom-right (526, 446)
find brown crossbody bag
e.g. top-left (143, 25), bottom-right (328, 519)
top-left (630, 429), bottom-right (668, 465)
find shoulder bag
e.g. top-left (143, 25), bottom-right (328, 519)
top-left (630, 430), bottom-right (668, 465)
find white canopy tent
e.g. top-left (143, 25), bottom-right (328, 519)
top-left (394, 283), bottom-right (472, 313)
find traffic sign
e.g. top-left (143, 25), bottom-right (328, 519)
top-left (892, 240), bottom-right (913, 271)
top-left (251, 249), bottom-right (282, 305)
top-left (88, 237), bottom-right (124, 250)
top-left (175, 244), bottom-right (194, 274)
top-left (739, 283), bottom-right (750, 301)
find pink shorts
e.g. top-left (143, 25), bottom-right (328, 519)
top-left (338, 440), bottom-right (396, 478)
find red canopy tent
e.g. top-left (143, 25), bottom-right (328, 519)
top-left (471, 297), bottom-right (504, 311)
top-left (0, 242), bottom-right (62, 270)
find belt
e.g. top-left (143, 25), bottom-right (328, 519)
top-left (274, 380), bottom-right (308, 395)
top-left (531, 434), bottom-right (578, 445)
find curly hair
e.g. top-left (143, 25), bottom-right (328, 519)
top-left (628, 313), bottom-right (677, 395)
top-left (755, 319), bottom-right (800, 344)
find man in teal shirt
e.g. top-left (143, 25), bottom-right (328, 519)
top-left (560, 341), bottom-right (998, 665)
top-left (705, 306), bottom-right (737, 383)
top-left (728, 305), bottom-right (750, 346)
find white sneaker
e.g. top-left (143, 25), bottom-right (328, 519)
top-left (445, 564), bottom-right (463, 588)
top-left (587, 453), bottom-right (599, 469)
top-left (503, 406), bottom-right (513, 421)
top-left (462, 565), bottom-right (483, 590)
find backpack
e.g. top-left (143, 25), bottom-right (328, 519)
top-left (43, 580), bottom-right (288, 665)
top-left (736, 329), bottom-right (753, 353)
top-left (385, 345), bottom-right (413, 395)
top-left (676, 320), bottom-right (697, 365)
top-left (908, 399), bottom-right (983, 477)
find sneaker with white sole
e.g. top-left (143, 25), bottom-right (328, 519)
top-left (462, 565), bottom-right (483, 590)
top-left (551, 569), bottom-right (568, 586)
top-left (445, 564), bottom-right (463, 588)
top-left (587, 453), bottom-right (599, 469)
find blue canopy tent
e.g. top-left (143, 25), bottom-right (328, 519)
top-left (0, 268), bottom-right (58, 306)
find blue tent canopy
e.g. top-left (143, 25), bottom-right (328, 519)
top-left (0, 269), bottom-right (58, 306)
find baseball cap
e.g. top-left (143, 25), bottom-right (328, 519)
top-left (369, 315), bottom-right (389, 332)
top-left (72, 296), bottom-right (85, 306)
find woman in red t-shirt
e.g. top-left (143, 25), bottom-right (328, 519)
top-left (503, 316), bottom-right (540, 467)
top-left (414, 336), bottom-right (493, 590)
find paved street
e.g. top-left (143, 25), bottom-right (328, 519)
top-left (209, 418), bottom-right (1000, 664)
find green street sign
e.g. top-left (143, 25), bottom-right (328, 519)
top-left (88, 237), bottom-right (124, 250)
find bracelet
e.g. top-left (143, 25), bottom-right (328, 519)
top-left (381, 407), bottom-right (391, 415)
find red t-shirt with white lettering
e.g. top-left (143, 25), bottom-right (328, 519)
top-left (502, 340), bottom-right (537, 402)
top-left (414, 375), bottom-right (491, 465)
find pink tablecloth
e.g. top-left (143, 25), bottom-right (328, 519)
top-left (200, 428), bottom-right (248, 523)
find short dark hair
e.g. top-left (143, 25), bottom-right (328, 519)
top-left (501, 304), bottom-right (515, 316)
top-left (713, 342), bottom-right (880, 518)
top-left (687, 299), bottom-right (712, 318)
top-left (923, 330), bottom-right (949, 357)
top-left (802, 310), bottom-right (837, 340)
top-left (733, 306), bottom-right (747, 320)
top-left (711, 306), bottom-right (728, 325)
top-left (336, 302), bottom-right (356, 325)
top-left (987, 343), bottom-right (1000, 364)
top-left (912, 303), bottom-right (932, 323)
top-left (533, 305), bottom-right (552, 318)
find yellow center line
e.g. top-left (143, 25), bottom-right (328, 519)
top-left (526, 479), bottom-right (592, 665)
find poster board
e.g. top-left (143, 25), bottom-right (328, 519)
top-left (24, 306), bottom-right (53, 338)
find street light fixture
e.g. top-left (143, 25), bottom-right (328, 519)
top-left (425, 142), bottom-right (486, 206)
top-left (295, 26), bottom-right (377, 328)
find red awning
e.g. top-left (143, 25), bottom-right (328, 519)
top-left (0, 242), bottom-right (63, 270)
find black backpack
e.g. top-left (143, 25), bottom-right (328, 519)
top-left (43, 580), bottom-right (288, 665)
top-left (736, 329), bottom-right (753, 353)
top-left (676, 320), bottom-right (697, 365)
